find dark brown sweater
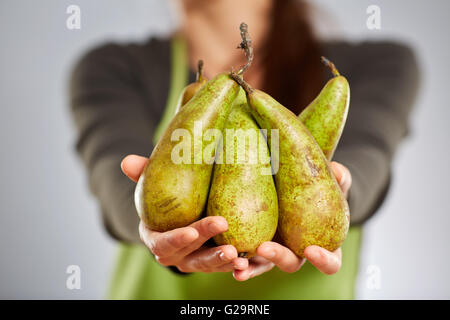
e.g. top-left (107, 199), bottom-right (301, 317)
top-left (69, 37), bottom-right (420, 244)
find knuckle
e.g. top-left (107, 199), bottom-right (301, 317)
top-left (199, 216), bottom-right (223, 236)
top-left (199, 264), bottom-right (212, 273)
top-left (193, 260), bottom-right (204, 272)
top-left (166, 233), bottom-right (181, 248)
top-left (150, 242), bottom-right (164, 257)
top-left (155, 256), bottom-right (172, 267)
top-left (194, 259), bottom-right (208, 272)
top-left (177, 265), bottom-right (190, 273)
top-left (200, 218), bottom-right (214, 233)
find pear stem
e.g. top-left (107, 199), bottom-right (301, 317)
top-left (321, 56), bottom-right (340, 77)
top-left (236, 22), bottom-right (254, 76)
top-left (231, 72), bottom-right (254, 94)
top-left (196, 59), bottom-right (204, 82)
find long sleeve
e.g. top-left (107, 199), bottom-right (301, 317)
top-left (69, 41), bottom-right (169, 243)
top-left (329, 42), bottom-right (420, 225)
top-left (70, 38), bottom-right (420, 247)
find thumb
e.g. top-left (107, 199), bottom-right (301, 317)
top-left (121, 155), bottom-right (148, 182)
top-left (329, 161), bottom-right (352, 196)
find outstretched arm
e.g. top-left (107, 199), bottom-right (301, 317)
top-left (70, 44), bottom-right (159, 243)
top-left (331, 42), bottom-right (420, 225)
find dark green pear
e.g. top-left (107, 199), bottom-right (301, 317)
top-left (207, 89), bottom-right (278, 257)
top-left (299, 57), bottom-right (350, 160)
top-left (232, 74), bottom-right (349, 258)
top-left (135, 73), bottom-right (239, 232)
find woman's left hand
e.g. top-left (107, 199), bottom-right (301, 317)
top-left (233, 161), bottom-right (351, 281)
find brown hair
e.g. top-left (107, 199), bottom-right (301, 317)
top-left (261, 0), bottom-right (323, 114)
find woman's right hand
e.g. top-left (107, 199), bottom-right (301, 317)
top-left (122, 155), bottom-right (249, 274)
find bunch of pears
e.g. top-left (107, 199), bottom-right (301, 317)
top-left (135, 23), bottom-right (350, 258)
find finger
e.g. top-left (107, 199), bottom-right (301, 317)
top-left (121, 154), bottom-right (148, 182)
top-left (215, 262), bottom-right (235, 272)
top-left (256, 242), bottom-right (305, 273)
top-left (177, 216), bottom-right (228, 256)
top-left (181, 245), bottom-right (237, 273)
top-left (139, 221), bottom-right (199, 259)
top-left (198, 257), bottom-right (249, 273)
top-left (233, 256), bottom-right (274, 281)
top-left (304, 246), bottom-right (342, 275)
top-left (214, 258), bottom-right (248, 272)
top-left (330, 161), bottom-right (352, 196)
top-left (232, 257), bottom-right (249, 271)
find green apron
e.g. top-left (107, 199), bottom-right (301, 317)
top-left (107, 36), bottom-right (363, 300)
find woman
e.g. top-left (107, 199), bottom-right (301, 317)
top-left (70, 0), bottom-right (419, 299)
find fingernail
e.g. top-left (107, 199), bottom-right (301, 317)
top-left (218, 251), bottom-right (227, 261)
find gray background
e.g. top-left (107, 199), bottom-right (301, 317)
top-left (0, 0), bottom-right (448, 299)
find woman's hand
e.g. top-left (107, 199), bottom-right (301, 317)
top-left (138, 218), bottom-right (249, 273)
top-left (122, 155), bottom-right (351, 278)
top-left (233, 161), bottom-right (351, 281)
top-left (122, 155), bottom-right (249, 273)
